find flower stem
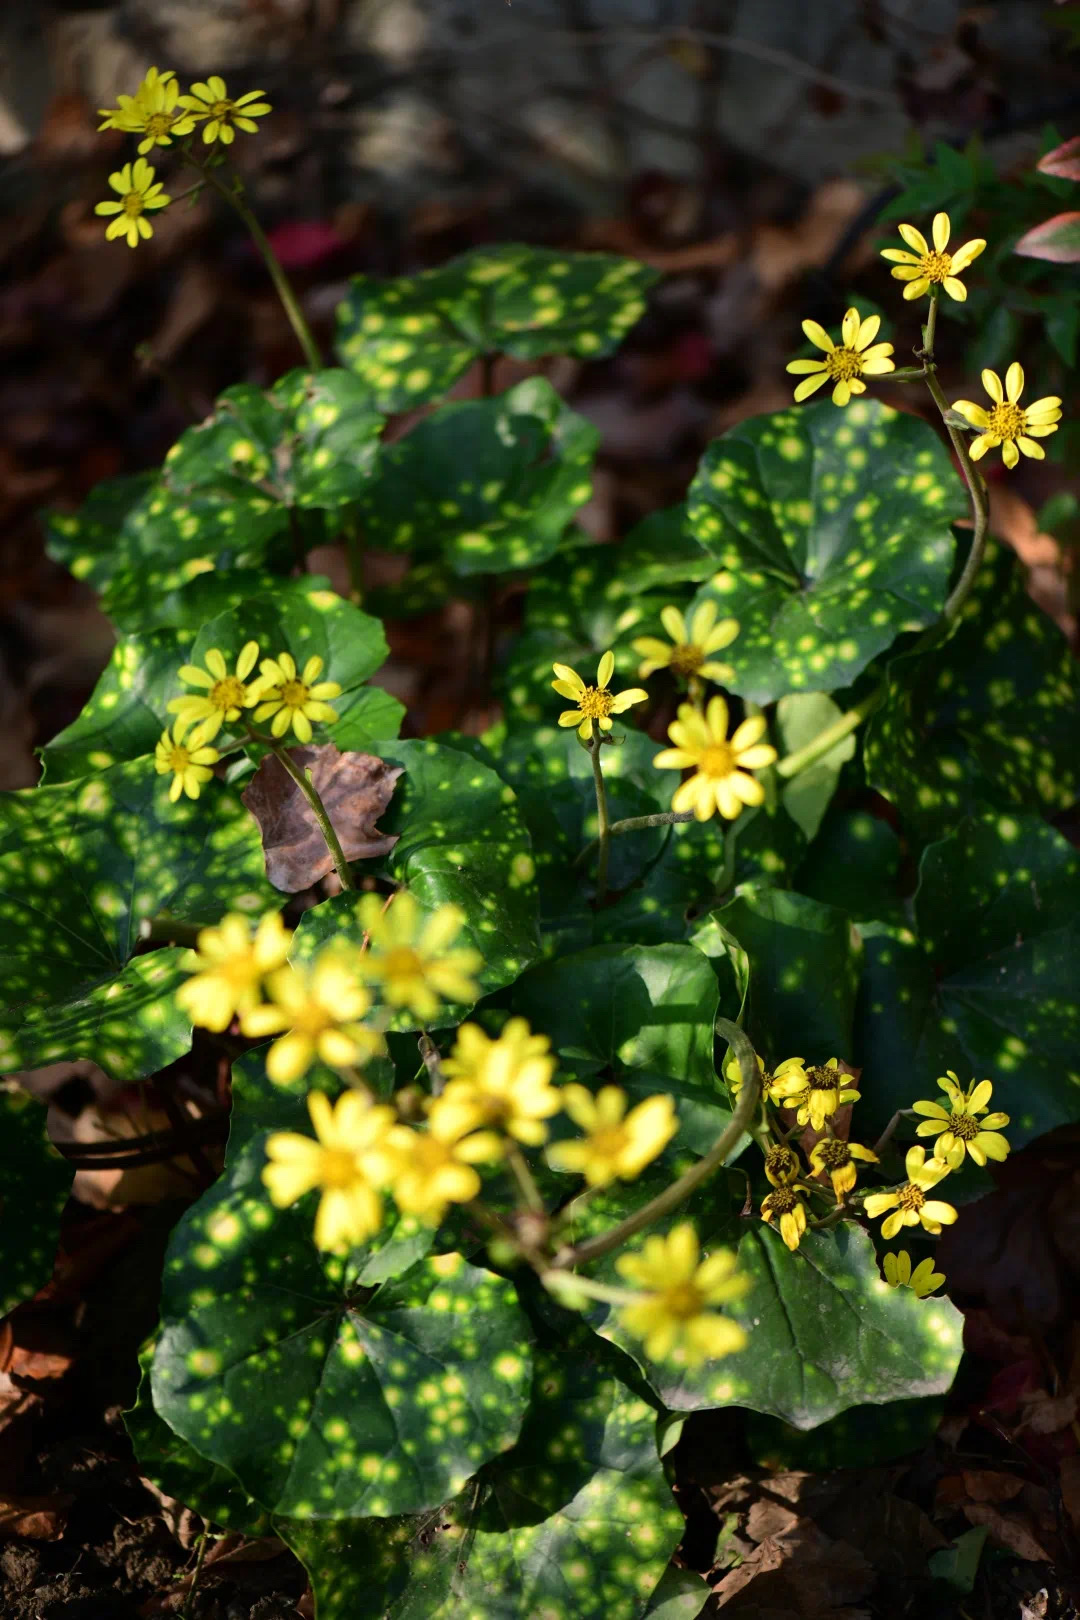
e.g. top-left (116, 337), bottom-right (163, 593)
top-left (916, 288), bottom-right (990, 624)
top-left (541, 1271), bottom-right (646, 1308)
top-left (584, 722), bottom-right (612, 902)
top-left (572, 808), bottom-right (695, 872)
top-left (774, 686), bottom-right (885, 780)
top-left (556, 1018), bottom-right (761, 1268)
top-left (267, 742), bottom-right (354, 890)
top-left (506, 1142), bottom-right (546, 1216)
top-left (192, 159), bottom-right (322, 370)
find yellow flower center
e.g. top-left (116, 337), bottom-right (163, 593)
top-left (146, 112), bottom-right (173, 137)
top-left (765, 1146), bottom-right (798, 1182)
top-left (576, 686), bottom-right (615, 720)
top-left (825, 347), bottom-right (863, 381)
top-left (660, 1281), bottom-right (704, 1320)
top-left (814, 1139), bottom-right (850, 1168)
top-left (123, 191), bottom-right (146, 217)
top-left (382, 946), bottom-right (424, 982)
top-left (590, 1125), bottom-right (629, 1161)
top-left (986, 402), bottom-right (1025, 443)
top-left (165, 744), bottom-right (191, 771)
top-left (291, 1001), bottom-right (334, 1037)
top-left (319, 1148), bottom-right (359, 1189)
top-left (950, 1113), bottom-right (979, 1141)
top-left (278, 679), bottom-right (311, 711)
top-left (210, 675), bottom-right (246, 711)
top-left (897, 1183), bottom-right (925, 1213)
top-left (668, 643), bottom-right (705, 676)
top-left (699, 742), bottom-right (735, 779)
top-left (211, 100), bottom-right (234, 121)
top-left (919, 249), bottom-right (953, 282)
top-left (807, 1065), bottom-right (839, 1092)
top-left (768, 1187), bottom-right (798, 1216)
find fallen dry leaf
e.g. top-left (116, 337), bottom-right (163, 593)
top-left (0, 1491), bottom-right (71, 1540)
top-left (242, 744), bottom-right (401, 891)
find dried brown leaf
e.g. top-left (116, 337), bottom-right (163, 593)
top-left (242, 744), bottom-right (401, 892)
top-left (0, 1491), bottom-right (71, 1539)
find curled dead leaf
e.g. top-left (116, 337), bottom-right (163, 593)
top-left (242, 744), bottom-right (401, 892)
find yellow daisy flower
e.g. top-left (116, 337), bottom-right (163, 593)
top-left (436, 1018), bottom-right (561, 1150)
top-left (551, 651), bottom-right (647, 742)
top-left (615, 1223), bottom-right (748, 1365)
top-left (912, 1071), bottom-right (1010, 1169)
top-left (721, 1049), bottom-right (807, 1105)
top-left (880, 211), bottom-right (986, 301)
top-left (863, 1146), bottom-right (958, 1241)
top-left (772, 1058), bottom-right (861, 1133)
top-left (808, 1136), bottom-right (879, 1201)
top-left (385, 1098), bottom-right (499, 1224)
top-left (167, 641), bottom-right (262, 743)
top-left (546, 1084), bottom-right (677, 1187)
top-left (98, 67), bottom-right (198, 153)
top-left (251, 652), bottom-right (342, 743)
top-left (154, 721), bottom-right (219, 801)
top-left (786, 308), bottom-right (895, 407)
top-left (94, 158), bottom-right (171, 248)
top-left (631, 602), bottom-right (739, 685)
top-left (179, 76), bottom-right (272, 145)
top-left (882, 1250), bottom-right (945, 1298)
top-left (760, 1185), bottom-right (808, 1252)
top-left (356, 892), bottom-right (481, 1023)
top-left (176, 909), bottom-right (292, 1032)
top-left (654, 696), bottom-right (777, 822)
top-left (763, 1144), bottom-right (801, 1188)
top-left (262, 1090), bottom-right (398, 1253)
top-left (240, 950), bottom-right (384, 1085)
top-left (951, 363), bottom-right (1062, 470)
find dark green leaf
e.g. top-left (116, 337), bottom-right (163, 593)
top-left (336, 244), bottom-right (656, 412)
top-left (153, 1139), bottom-right (533, 1518)
top-left (0, 760), bottom-right (275, 1079)
top-left (600, 1217), bottom-right (963, 1427)
top-left (746, 1395), bottom-right (945, 1471)
top-left (711, 886), bottom-right (861, 1062)
top-left (854, 814), bottom-right (1080, 1147)
top-left (687, 400), bottom-right (964, 702)
top-left (0, 1087), bottom-right (70, 1316)
top-left (864, 540), bottom-right (1080, 842)
top-left (776, 692), bottom-right (856, 841)
top-left (126, 1354), bottom-right (271, 1534)
top-left (162, 368), bottom-right (382, 512)
top-left (292, 739), bottom-right (540, 1028)
top-left (280, 1340), bottom-right (681, 1620)
top-left (512, 942), bottom-right (721, 1092)
top-left (40, 578), bottom-right (396, 783)
top-left (793, 808), bottom-right (903, 925)
top-left (356, 378), bottom-right (598, 575)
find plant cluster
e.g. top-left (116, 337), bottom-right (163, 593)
top-left (1, 70), bottom-right (1078, 1620)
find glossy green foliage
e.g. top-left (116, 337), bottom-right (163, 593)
top-left (40, 577), bottom-right (399, 783)
top-left (356, 378), bottom-right (598, 575)
top-left (44, 369), bottom-right (382, 631)
top-left (595, 1213), bottom-right (963, 1427)
top-left (687, 400), bottom-right (965, 702)
top-left (0, 760), bottom-right (274, 1078)
top-left (337, 244), bottom-right (656, 411)
top-left (282, 1332), bottom-right (682, 1620)
top-left (0, 1088), bottom-right (70, 1316)
top-left (292, 738), bottom-right (540, 1029)
top-left (865, 540), bottom-right (1080, 841)
top-left (855, 813), bottom-right (1080, 1147)
top-left (153, 1113), bottom-right (533, 1518)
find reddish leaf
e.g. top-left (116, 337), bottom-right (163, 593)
top-left (1036, 136), bottom-right (1080, 180)
top-left (242, 744), bottom-right (401, 892)
top-left (0, 1491), bottom-right (71, 1539)
top-left (1014, 212), bottom-right (1080, 262)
